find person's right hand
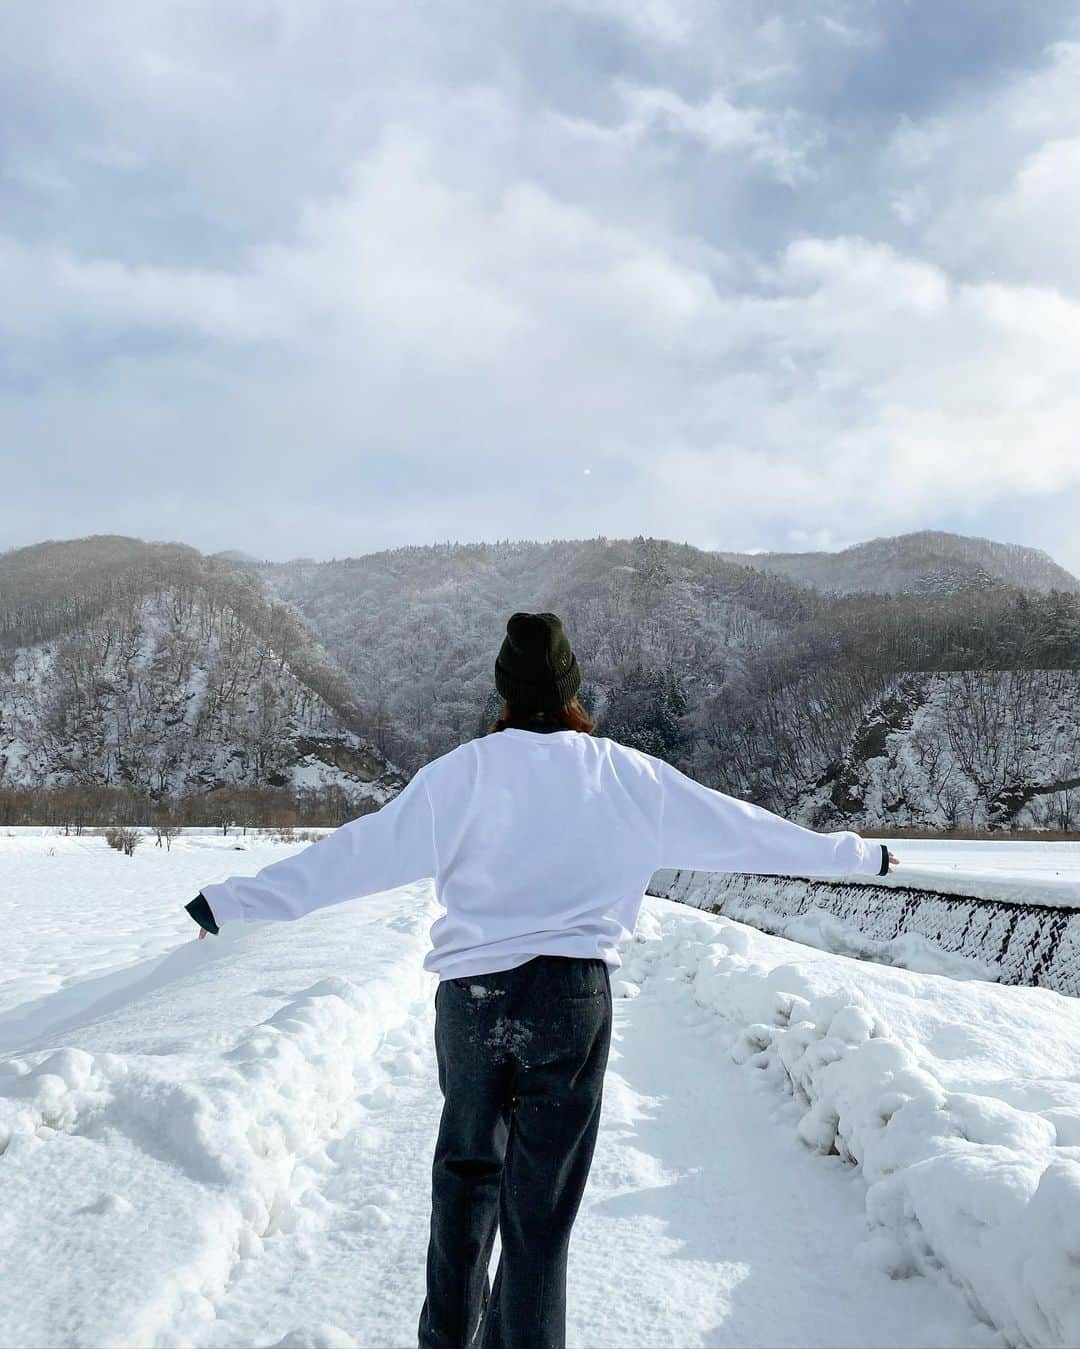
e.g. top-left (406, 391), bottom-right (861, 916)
top-left (887, 850), bottom-right (900, 868)
top-left (198, 927), bottom-right (208, 940)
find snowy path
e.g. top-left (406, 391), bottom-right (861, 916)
top-left (569, 979), bottom-right (987, 1349)
top-left (184, 926), bottom-right (986, 1348)
top-left (10, 837), bottom-right (1074, 1346)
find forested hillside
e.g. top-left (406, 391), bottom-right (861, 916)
top-left (3, 531), bottom-right (1078, 831)
top-left (718, 530), bottom-right (1079, 597)
top-left (0, 538), bottom-right (402, 826)
top-left (261, 534), bottom-right (1080, 831)
top-left (796, 670), bottom-right (1080, 831)
top-left (258, 538), bottom-right (806, 770)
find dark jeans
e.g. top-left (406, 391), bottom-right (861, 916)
top-left (417, 954), bottom-right (613, 1349)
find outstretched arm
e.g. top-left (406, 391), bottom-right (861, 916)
top-left (654, 757), bottom-right (893, 878)
top-left (188, 768), bottom-right (437, 932)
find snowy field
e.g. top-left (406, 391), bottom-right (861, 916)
top-left (3, 835), bottom-right (1080, 1346)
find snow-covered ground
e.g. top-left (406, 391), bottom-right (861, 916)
top-left (2, 836), bottom-right (1078, 1346)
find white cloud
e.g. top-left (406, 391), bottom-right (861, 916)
top-left (555, 83), bottom-right (819, 184)
top-left (552, 0), bottom-right (703, 47)
top-left (2, 1), bottom-right (1080, 575)
top-left (882, 41), bottom-right (1080, 293)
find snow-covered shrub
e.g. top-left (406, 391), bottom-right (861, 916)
top-left (104, 827), bottom-right (141, 856)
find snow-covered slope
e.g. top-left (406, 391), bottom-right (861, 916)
top-left (656, 838), bottom-right (1080, 910)
top-left (7, 535), bottom-right (1079, 832)
top-left (720, 531), bottom-right (1080, 597)
top-left (256, 536), bottom-right (1080, 828)
top-left (0, 562), bottom-right (400, 803)
top-left (258, 536), bottom-right (799, 773)
top-left (3, 837), bottom-right (1078, 1346)
top-left (799, 671), bottom-right (1080, 831)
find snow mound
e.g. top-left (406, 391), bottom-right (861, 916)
top-left (726, 897), bottom-right (999, 981)
top-left (734, 1001), bottom-right (1080, 1347)
top-left (0, 894), bottom-right (436, 1348)
top-left (634, 903), bottom-right (1080, 1348)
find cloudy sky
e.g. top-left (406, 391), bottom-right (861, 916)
top-left (4, 1), bottom-right (1080, 570)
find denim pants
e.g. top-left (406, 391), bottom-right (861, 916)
top-left (417, 954), bottom-right (613, 1349)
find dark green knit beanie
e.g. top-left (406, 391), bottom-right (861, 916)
top-left (495, 611), bottom-right (582, 712)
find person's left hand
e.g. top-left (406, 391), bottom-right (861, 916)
top-left (888, 850), bottom-right (900, 868)
top-left (198, 927), bottom-right (208, 940)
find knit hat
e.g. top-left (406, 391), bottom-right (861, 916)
top-left (495, 611), bottom-right (582, 713)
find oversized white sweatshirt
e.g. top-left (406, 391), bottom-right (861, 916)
top-left (199, 728), bottom-right (887, 980)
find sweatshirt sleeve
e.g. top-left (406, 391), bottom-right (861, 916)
top-left (185, 892), bottom-right (220, 934)
top-left (653, 757), bottom-right (885, 879)
top-left (198, 768), bottom-right (437, 926)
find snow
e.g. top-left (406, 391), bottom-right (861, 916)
top-left (0, 832), bottom-right (312, 1023)
top-left (2, 836), bottom-right (1077, 1345)
top-left (656, 837), bottom-right (1080, 911)
top-left (791, 671), bottom-right (1080, 834)
top-left (653, 908), bottom-right (1080, 1349)
top-left (650, 839), bottom-right (1080, 989)
top-left (713, 897), bottom-right (1001, 981)
top-left (0, 592), bottom-right (395, 800)
top-left (870, 838), bottom-right (1080, 908)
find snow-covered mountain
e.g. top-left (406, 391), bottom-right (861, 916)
top-left (257, 536), bottom-right (806, 772)
top-left (718, 530), bottom-right (1080, 597)
top-left (4, 531), bottom-right (1078, 829)
top-left (0, 537), bottom-right (402, 807)
top-left (259, 534), bottom-right (1080, 829)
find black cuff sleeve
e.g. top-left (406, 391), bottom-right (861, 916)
top-left (185, 892), bottom-right (220, 935)
top-left (878, 844), bottom-right (890, 877)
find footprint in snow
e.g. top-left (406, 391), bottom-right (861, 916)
top-left (387, 1051), bottom-right (424, 1077)
top-left (365, 1184), bottom-right (399, 1206)
top-left (358, 1083), bottom-right (395, 1110)
top-left (269, 1324), bottom-right (358, 1349)
top-left (354, 1203), bottom-right (393, 1231)
top-left (76, 1193), bottom-right (133, 1217)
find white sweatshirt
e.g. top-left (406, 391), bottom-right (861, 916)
top-left (199, 729), bottom-right (886, 980)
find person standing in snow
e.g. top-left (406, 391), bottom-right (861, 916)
top-left (186, 612), bottom-right (898, 1349)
